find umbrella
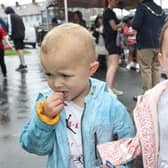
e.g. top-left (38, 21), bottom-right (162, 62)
top-left (46, 0), bottom-right (139, 8)
top-left (46, 0), bottom-right (106, 8)
top-left (46, 0), bottom-right (139, 22)
top-left (116, 0), bottom-right (139, 9)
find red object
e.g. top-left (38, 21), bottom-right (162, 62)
top-left (4, 45), bottom-right (11, 50)
top-left (0, 28), bottom-right (6, 49)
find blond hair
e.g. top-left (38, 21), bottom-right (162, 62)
top-left (40, 23), bottom-right (97, 64)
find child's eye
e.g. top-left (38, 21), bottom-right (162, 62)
top-left (62, 74), bottom-right (71, 78)
top-left (45, 72), bottom-right (52, 77)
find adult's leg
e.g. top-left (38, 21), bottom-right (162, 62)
top-left (104, 38), bottom-right (123, 95)
top-left (152, 49), bottom-right (160, 87)
top-left (0, 49), bottom-right (7, 77)
top-left (106, 54), bottom-right (123, 95)
top-left (126, 47), bottom-right (136, 70)
top-left (128, 48), bottom-right (134, 63)
top-left (16, 49), bottom-right (26, 65)
top-left (138, 49), bottom-right (153, 93)
top-left (14, 39), bottom-right (27, 71)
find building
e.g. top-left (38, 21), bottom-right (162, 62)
top-left (0, 1), bottom-right (46, 28)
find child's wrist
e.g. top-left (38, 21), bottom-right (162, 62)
top-left (36, 101), bottom-right (60, 125)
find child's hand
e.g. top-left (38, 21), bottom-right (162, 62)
top-left (43, 92), bottom-right (65, 118)
top-left (9, 45), bottom-right (14, 50)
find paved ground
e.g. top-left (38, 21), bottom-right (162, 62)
top-left (0, 48), bottom-right (143, 168)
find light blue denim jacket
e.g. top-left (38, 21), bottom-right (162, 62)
top-left (20, 78), bottom-right (134, 168)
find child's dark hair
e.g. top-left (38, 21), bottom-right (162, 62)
top-left (159, 22), bottom-right (168, 52)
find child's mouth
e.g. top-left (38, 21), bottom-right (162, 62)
top-left (63, 91), bottom-right (69, 99)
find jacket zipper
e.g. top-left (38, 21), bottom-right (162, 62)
top-left (81, 103), bottom-right (86, 168)
top-left (94, 132), bottom-right (98, 160)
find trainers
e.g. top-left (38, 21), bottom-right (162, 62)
top-left (16, 64), bottom-right (27, 71)
top-left (126, 62), bottom-right (136, 70)
top-left (126, 63), bottom-right (131, 70)
top-left (131, 61), bottom-right (137, 68)
top-left (112, 88), bottom-right (124, 96)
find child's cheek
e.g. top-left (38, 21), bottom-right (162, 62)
top-left (164, 57), bottom-right (168, 74)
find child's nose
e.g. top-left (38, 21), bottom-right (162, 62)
top-left (52, 78), bottom-right (64, 89)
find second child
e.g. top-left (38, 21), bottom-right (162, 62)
top-left (97, 22), bottom-right (168, 168)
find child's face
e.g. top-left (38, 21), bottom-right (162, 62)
top-left (159, 28), bottom-right (168, 76)
top-left (42, 51), bottom-right (99, 105)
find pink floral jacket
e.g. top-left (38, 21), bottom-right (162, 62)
top-left (97, 80), bottom-right (168, 168)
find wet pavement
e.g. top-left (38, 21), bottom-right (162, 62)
top-left (0, 48), bottom-right (143, 168)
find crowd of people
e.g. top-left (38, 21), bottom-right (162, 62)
top-left (0, 0), bottom-right (168, 168)
top-left (51, 10), bottom-right (86, 28)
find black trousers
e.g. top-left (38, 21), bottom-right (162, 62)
top-left (0, 49), bottom-right (7, 76)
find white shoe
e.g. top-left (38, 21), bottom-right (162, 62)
top-left (126, 62), bottom-right (135, 70)
top-left (112, 88), bottom-right (124, 96)
top-left (126, 64), bottom-right (131, 70)
top-left (131, 61), bottom-right (137, 68)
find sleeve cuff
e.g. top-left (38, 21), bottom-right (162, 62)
top-left (36, 101), bottom-right (61, 126)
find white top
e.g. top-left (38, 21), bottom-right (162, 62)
top-left (157, 88), bottom-right (168, 167)
top-left (64, 101), bottom-right (84, 168)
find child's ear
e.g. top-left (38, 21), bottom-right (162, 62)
top-left (158, 52), bottom-right (163, 66)
top-left (89, 61), bottom-right (99, 76)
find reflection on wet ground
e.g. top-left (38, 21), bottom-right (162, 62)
top-left (0, 49), bottom-right (48, 168)
top-left (0, 49), bottom-right (48, 126)
top-left (0, 79), bottom-right (8, 122)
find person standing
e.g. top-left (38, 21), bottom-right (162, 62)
top-left (132, 0), bottom-right (166, 100)
top-left (123, 16), bottom-right (138, 71)
top-left (4, 6), bottom-right (27, 71)
top-left (73, 10), bottom-right (86, 28)
top-left (0, 26), bottom-right (13, 78)
top-left (102, 0), bottom-right (123, 96)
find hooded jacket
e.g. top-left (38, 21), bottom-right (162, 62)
top-left (20, 78), bottom-right (134, 168)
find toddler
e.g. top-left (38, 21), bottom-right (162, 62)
top-left (20, 23), bottom-right (134, 168)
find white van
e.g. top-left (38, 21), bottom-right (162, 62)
top-left (24, 26), bottom-right (36, 48)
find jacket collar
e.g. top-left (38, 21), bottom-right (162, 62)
top-left (85, 78), bottom-right (107, 101)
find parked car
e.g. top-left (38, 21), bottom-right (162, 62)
top-left (24, 26), bottom-right (36, 48)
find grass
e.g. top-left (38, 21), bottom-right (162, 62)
top-left (5, 49), bottom-right (30, 56)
